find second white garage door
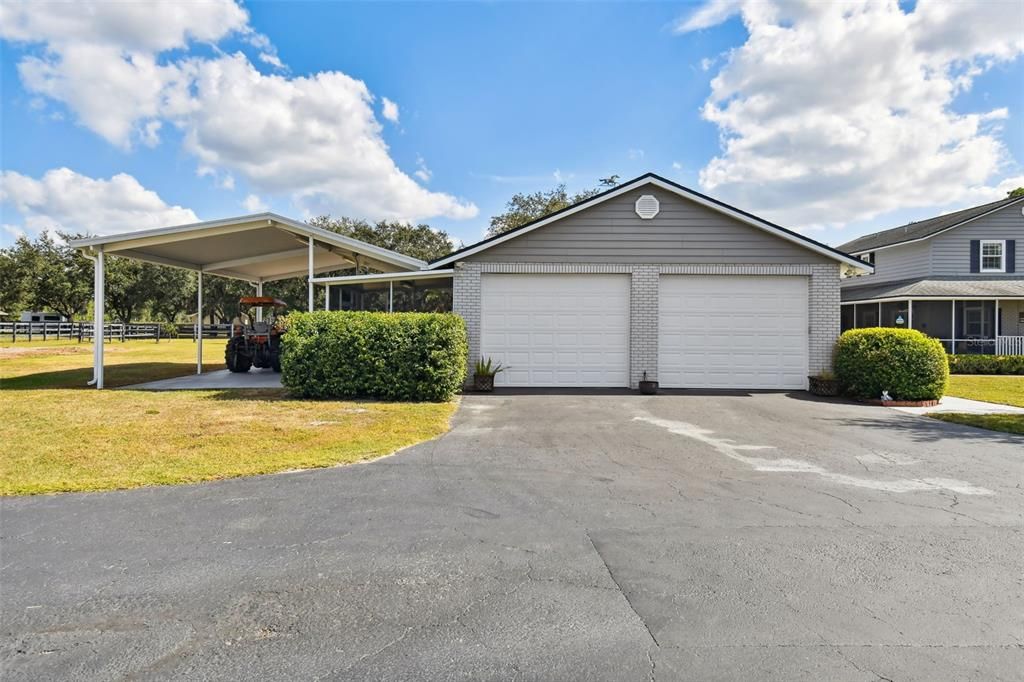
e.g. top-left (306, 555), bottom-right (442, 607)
top-left (658, 275), bottom-right (808, 389)
top-left (481, 274), bottom-right (630, 387)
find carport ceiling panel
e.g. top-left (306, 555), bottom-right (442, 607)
top-left (134, 226), bottom-right (301, 266)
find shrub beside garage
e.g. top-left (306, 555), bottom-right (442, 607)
top-left (834, 328), bottom-right (949, 401)
top-left (947, 354), bottom-right (1024, 375)
top-left (281, 311), bottom-right (468, 401)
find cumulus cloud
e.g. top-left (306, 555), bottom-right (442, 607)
top-left (381, 97), bottom-right (400, 123)
top-left (0, 0), bottom-right (477, 224)
top-left (241, 193), bottom-right (268, 212)
top-left (1, 168), bottom-right (198, 237)
top-left (677, 0), bottom-right (1024, 230)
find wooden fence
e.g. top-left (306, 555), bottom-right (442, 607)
top-left (0, 322), bottom-right (235, 342)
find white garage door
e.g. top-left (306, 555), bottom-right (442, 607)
top-left (481, 274), bottom-right (630, 387)
top-left (658, 275), bottom-right (808, 389)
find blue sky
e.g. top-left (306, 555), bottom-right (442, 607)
top-left (2, 0), bottom-right (1022, 249)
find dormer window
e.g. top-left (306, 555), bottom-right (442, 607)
top-left (980, 240), bottom-right (1006, 273)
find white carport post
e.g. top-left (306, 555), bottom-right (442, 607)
top-left (196, 270), bottom-right (203, 374)
top-left (389, 281), bottom-right (394, 313)
top-left (256, 280), bottom-right (263, 322)
top-left (324, 285), bottom-right (331, 311)
top-left (92, 247), bottom-right (105, 389)
top-left (308, 236), bottom-right (315, 311)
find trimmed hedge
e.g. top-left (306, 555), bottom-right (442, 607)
top-left (280, 311), bottom-right (467, 401)
top-left (834, 328), bottom-right (948, 401)
top-left (947, 354), bottom-right (1024, 375)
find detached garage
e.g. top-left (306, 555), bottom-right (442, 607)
top-left (318, 173), bottom-right (872, 390)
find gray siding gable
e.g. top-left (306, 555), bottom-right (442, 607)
top-left (465, 187), bottom-right (832, 265)
top-left (930, 202), bottom-right (1022, 276)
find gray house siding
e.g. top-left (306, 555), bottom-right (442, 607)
top-left (930, 204), bottom-right (1022, 275)
top-left (465, 188), bottom-right (833, 265)
top-left (841, 202), bottom-right (1022, 289)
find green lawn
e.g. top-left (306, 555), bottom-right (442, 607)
top-left (946, 375), bottom-right (1024, 408)
top-left (930, 413), bottom-right (1024, 436)
top-left (1, 340), bottom-right (456, 495)
top-left (935, 375), bottom-right (1024, 436)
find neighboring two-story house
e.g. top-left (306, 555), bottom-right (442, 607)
top-left (838, 194), bottom-right (1023, 355)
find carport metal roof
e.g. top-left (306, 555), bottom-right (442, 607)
top-left (70, 213), bottom-right (426, 282)
top-left (70, 213), bottom-right (426, 389)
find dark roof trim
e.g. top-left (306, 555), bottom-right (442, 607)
top-left (429, 172), bottom-right (872, 271)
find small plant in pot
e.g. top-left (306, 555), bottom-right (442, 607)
top-left (807, 370), bottom-right (840, 397)
top-left (473, 357), bottom-right (505, 392)
top-left (638, 371), bottom-right (658, 395)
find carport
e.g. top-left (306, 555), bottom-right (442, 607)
top-left (71, 213), bottom-right (425, 388)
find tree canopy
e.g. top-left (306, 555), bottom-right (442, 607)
top-left (1007, 187), bottom-right (1024, 199)
top-left (487, 176), bottom-right (621, 237)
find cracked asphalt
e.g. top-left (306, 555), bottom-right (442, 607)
top-left (2, 392), bottom-right (1023, 680)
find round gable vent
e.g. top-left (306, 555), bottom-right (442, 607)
top-left (635, 194), bottom-right (660, 219)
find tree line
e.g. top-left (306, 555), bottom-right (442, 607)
top-left (0, 177), bottom-right (619, 323)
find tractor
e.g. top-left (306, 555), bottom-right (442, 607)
top-left (225, 296), bottom-right (287, 373)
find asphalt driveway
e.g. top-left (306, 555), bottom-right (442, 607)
top-left (2, 392), bottom-right (1022, 681)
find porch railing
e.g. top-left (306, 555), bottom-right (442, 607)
top-left (996, 336), bottom-right (1024, 355)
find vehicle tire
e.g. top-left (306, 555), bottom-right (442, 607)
top-left (271, 352), bottom-right (281, 373)
top-left (225, 338), bottom-right (252, 373)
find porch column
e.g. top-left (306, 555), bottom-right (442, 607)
top-left (950, 299), bottom-right (956, 355)
top-left (389, 281), bottom-right (394, 313)
top-left (307, 236), bottom-right (314, 312)
top-left (197, 270), bottom-right (203, 374)
top-left (325, 285), bottom-right (331, 311)
top-left (93, 247), bottom-right (105, 389)
top-left (907, 299), bottom-right (913, 330)
top-left (255, 280), bottom-right (263, 322)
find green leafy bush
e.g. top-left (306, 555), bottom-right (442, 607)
top-left (947, 354), bottom-right (1024, 375)
top-left (159, 322), bottom-right (179, 339)
top-left (834, 328), bottom-right (948, 401)
top-left (280, 311), bottom-right (467, 401)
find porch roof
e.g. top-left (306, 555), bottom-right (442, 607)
top-left (841, 277), bottom-right (1024, 303)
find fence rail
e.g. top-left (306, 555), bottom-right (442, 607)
top-left (1, 321), bottom-right (235, 342)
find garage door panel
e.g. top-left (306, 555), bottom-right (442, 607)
top-left (659, 275), bottom-right (808, 390)
top-left (482, 274), bottom-right (630, 388)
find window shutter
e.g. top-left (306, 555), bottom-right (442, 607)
top-left (1007, 240), bottom-right (1016, 273)
top-left (969, 240), bottom-right (980, 273)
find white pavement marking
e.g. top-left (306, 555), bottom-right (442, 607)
top-left (632, 413), bottom-right (994, 496)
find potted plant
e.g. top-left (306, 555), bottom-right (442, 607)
top-left (473, 357), bottom-right (505, 392)
top-left (808, 370), bottom-right (840, 396)
top-left (639, 371), bottom-right (658, 395)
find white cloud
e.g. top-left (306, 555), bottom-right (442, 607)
top-left (1, 0), bottom-right (477, 224)
top-left (181, 54), bottom-right (476, 221)
top-left (678, 0), bottom-right (1024, 230)
top-left (241, 193), bottom-right (268, 212)
top-left (381, 97), bottom-right (400, 123)
top-left (219, 174), bottom-right (236, 191)
top-left (414, 155), bottom-right (432, 183)
top-left (0, 0), bottom-right (248, 149)
top-left (1, 167), bottom-right (198, 237)
top-left (672, 161), bottom-right (683, 171)
top-left (628, 148), bottom-right (645, 160)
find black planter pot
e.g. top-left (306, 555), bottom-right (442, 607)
top-left (474, 374), bottom-right (495, 392)
top-left (638, 380), bottom-right (659, 395)
top-left (808, 376), bottom-right (840, 397)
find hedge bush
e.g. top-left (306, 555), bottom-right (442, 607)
top-left (947, 354), bottom-right (1024, 375)
top-left (280, 311), bottom-right (467, 401)
top-left (834, 328), bottom-right (948, 401)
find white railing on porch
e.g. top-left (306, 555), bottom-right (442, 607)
top-left (996, 336), bottom-right (1024, 355)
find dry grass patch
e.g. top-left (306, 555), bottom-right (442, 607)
top-left (1, 339), bottom-right (456, 495)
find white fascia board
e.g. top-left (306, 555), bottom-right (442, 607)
top-left (311, 269), bottom-right (455, 285)
top-left (842, 294), bottom-right (1024, 304)
top-left (846, 196), bottom-right (1024, 255)
top-left (429, 176), bottom-right (872, 272)
top-left (70, 214), bottom-right (274, 250)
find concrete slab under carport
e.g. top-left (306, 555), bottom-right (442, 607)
top-left (125, 368), bottom-right (283, 390)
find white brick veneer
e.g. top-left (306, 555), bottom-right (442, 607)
top-left (452, 261), bottom-right (841, 388)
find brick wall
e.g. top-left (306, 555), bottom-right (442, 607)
top-left (451, 261), bottom-right (842, 388)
